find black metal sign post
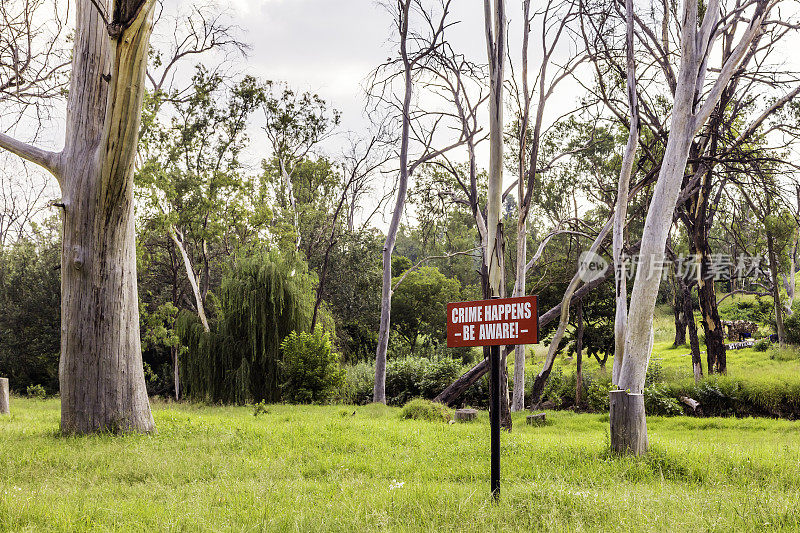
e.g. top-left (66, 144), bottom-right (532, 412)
top-left (489, 342), bottom-right (500, 500)
top-left (446, 293), bottom-right (539, 502)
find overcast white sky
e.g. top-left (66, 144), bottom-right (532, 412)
top-left (197, 0), bottom-right (501, 168)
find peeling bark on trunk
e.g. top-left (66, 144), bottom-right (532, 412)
top-left (680, 279), bottom-right (703, 382)
top-left (58, 0), bottom-right (156, 434)
top-left (697, 263), bottom-right (726, 374)
top-left (484, 0), bottom-right (511, 431)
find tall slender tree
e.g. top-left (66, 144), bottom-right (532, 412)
top-left (369, 0), bottom-right (467, 404)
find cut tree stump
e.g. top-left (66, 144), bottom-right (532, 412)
top-left (0, 378), bottom-right (9, 415)
top-left (609, 390), bottom-right (647, 456)
top-left (526, 413), bottom-right (546, 426)
top-left (454, 408), bottom-right (477, 422)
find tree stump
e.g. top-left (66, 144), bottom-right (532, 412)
top-left (454, 408), bottom-right (477, 423)
top-left (0, 378), bottom-right (9, 415)
top-left (526, 412), bottom-right (546, 426)
top-left (609, 390), bottom-right (647, 456)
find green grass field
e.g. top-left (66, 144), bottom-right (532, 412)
top-left (2, 399), bottom-right (800, 532)
top-left (532, 303), bottom-right (800, 384)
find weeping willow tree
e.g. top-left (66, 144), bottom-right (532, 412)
top-left (177, 250), bottom-right (322, 404)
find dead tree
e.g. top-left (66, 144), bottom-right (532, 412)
top-left (369, 0), bottom-right (469, 404)
top-left (508, 0), bottom-right (586, 411)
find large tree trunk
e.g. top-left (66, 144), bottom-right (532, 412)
top-left (59, 0), bottom-right (156, 434)
top-left (616, 0), bottom-right (769, 452)
top-left (484, 0), bottom-right (510, 430)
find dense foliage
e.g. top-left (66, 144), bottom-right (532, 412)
top-left (280, 327), bottom-right (345, 404)
top-left (0, 221), bottom-right (60, 394)
top-left (178, 251), bottom-right (318, 404)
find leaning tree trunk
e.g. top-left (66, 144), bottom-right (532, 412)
top-left (58, 0), bottom-right (156, 434)
top-left (616, 0), bottom-right (769, 454)
top-left (169, 225), bottom-right (210, 332)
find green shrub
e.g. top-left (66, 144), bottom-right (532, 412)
top-left (26, 383), bottom-right (47, 400)
top-left (693, 379), bottom-right (741, 417)
top-left (540, 366), bottom-right (569, 407)
top-left (768, 346), bottom-right (800, 361)
top-left (719, 297), bottom-right (773, 324)
top-left (585, 374), bottom-right (614, 412)
top-left (342, 362), bottom-right (374, 404)
top-left (279, 327), bottom-right (345, 404)
top-left (399, 399), bottom-right (452, 422)
top-left (341, 357), bottom-right (464, 406)
top-left (782, 308), bottom-right (800, 345)
top-left (643, 385), bottom-right (683, 416)
top-left (753, 338), bottom-right (770, 352)
top-left (385, 357), bottom-right (461, 406)
top-left (645, 360), bottom-right (665, 386)
top-left (252, 401), bottom-right (270, 416)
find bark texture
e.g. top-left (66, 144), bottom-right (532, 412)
top-left (58, 0), bottom-right (156, 434)
top-left (484, 0), bottom-right (511, 430)
top-left (373, 1), bottom-right (413, 404)
top-left (681, 280), bottom-right (703, 382)
top-left (609, 390), bottom-right (647, 455)
top-left (0, 378), bottom-right (9, 415)
top-left (611, 0), bottom-right (639, 386)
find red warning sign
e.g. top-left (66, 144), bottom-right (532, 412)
top-left (446, 295), bottom-right (538, 348)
